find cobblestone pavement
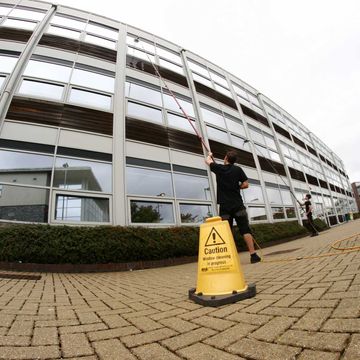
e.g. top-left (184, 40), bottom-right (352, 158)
top-left (0, 220), bottom-right (359, 360)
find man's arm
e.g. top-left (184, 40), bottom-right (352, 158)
top-left (240, 180), bottom-right (249, 189)
top-left (205, 152), bottom-right (214, 166)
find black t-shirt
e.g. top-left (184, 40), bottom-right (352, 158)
top-left (305, 200), bottom-right (312, 214)
top-left (210, 163), bottom-right (248, 208)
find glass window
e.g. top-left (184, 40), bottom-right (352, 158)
top-left (269, 150), bottom-right (281, 163)
top-left (163, 94), bottom-right (195, 117)
top-left (264, 135), bottom-right (276, 149)
top-left (255, 144), bottom-right (269, 158)
top-left (84, 34), bottom-right (116, 49)
top-left (206, 126), bottom-right (229, 143)
top-left (18, 80), bottom-right (64, 101)
top-left (173, 173), bottom-right (210, 200)
top-left (210, 71), bottom-right (228, 88)
top-left (130, 200), bottom-right (174, 223)
top-left (156, 47), bottom-right (181, 64)
top-left (2, 18), bottom-right (37, 30)
top-left (159, 58), bottom-right (183, 74)
top-left (180, 203), bottom-right (212, 223)
top-left (71, 68), bottom-right (115, 93)
top-left (247, 206), bottom-right (267, 221)
top-left (0, 76), bottom-right (6, 90)
top-left (50, 15), bottom-right (87, 31)
top-left (47, 25), bottom-right (81, 39)
top-left (226, 117), bottom-right (245, 136)
top-left (0, 150), bottom-right (53, 186)
top-left (24, 60), bottom-right (72, 83)
top-left (126, 167), bottom-right (173, 197)
top-left (0, 55), bottom-right (18, 73)
top-left (55, 194), bottom-right (109, 222)
top-left (0, 6), bottom-right (11, 16)
top-left (230, 135), bottom-right (251, 151)
top-left (127, 47), bottom-right (155, 62)
top-left (125, 82), bottom-right (162, 107)
top-left (53, 158), bottom-right (112, 193)
top-left (242, 184), bottom-right (264, 204)
top-left (201, 107), bottom-right (225, 128)
top-left (86, 22), bottom-right (118, 40)
top-left (232, 83), bottom-right (248, 99)
top-left (0, 185), bottom-right (49, 222)
top-left (192, 73), bottom-right (213, 87)
top-left (127, 36), bottom-right (155, 54)
top-left (272, 207), bottom-right (285, 219)
top-left (248, 93), bottom-right (261, 107)
top-left (249, 128), bottom-right (265, 145)
top-left (280, 190), bottom-right (293, 205)
top-left (188, 60), bottom-right (209, 77)
top-left (167, 113), bottom-right (195, 132)
top-left (127, 101), bottom-right (163, 123)
top-left (285, 207), bottom-right (296, 218)
top-left (69, 88), bottom-right (111, 110)
top-left (9, 8), bottom-right (45, 21)
top-left (214, 84), bottom-right (232, 97)
top-left (266, 186), bottom-right (281, 204)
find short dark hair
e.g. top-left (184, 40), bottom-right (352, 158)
top-left (306, 194), bottom-right (311, 199)
top-left (226, 150), bottom-right (238, 164)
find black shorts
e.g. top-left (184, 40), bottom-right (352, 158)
top-left (219, 205), bottom-right (252, 235)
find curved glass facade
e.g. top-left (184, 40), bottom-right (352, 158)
top-left (0, 0), bottom-right (356, 226)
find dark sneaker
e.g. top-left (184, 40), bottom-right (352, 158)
top-left (250, 253), bottom-right (261, 264)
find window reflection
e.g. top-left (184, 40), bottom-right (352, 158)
top-left (226, 118), bottom-right (245, 136)
top-left (47, 25), bottom-right (81, 39)
top-left (71, 69), bottom-right (115, 93)
top-left (24, 60), bottom-right (72, 83)
top-left (0, 76), bottom-right (6, 91)
top-left (167, 113), bottom-right (195, 132)
top-left (50, 14), bottom-right (86, 31)
top-left (127, 101), bottom-right (163, 123)
top-left (280, 190), bottom-right (293, 205)
top-left (247, 206), bottom-right (267, 221)
top-left (163, 94), bottom-right (194, 117)
top-left (0, 55), bottom-right (18, 73)
top-left (18, 80), bottom-right (64, 101)
top-left (266, 186), bottom-right (282, 204)
top-left (180, 203), bottom-right (212, 223)
top-left (84, 34), bottom-right (116, 49)
top-left (55, 194), bottom-right (109, 222)
top-left (9, 8), bottom-right (45, 21)
top-left (201, 107), bottom-right (225, 128)
top-left (130, 200), bottom-right (174, 223)
top-left (242, 184), bottom-right (264, 204)
top-left (159, 59), bottom-right (183, 74)
top-left (53, 158), bottom-right (112, 193)
top-left (272, 207), bottom-right (285, 219)
top-left (206, 126), bottom-right (229, 143)
top-left (126, 167), bottom-right (173, 197)
top-left (173, 173), bottom-right (210, 200)
top-left (86, 22), bottom-right (118, 40)
top-left (69, 88), bottom-right (111, 110)
top-left (286, 207), bottom-right (296, 218)
top-left (2, 18), bottom-right (37, 30)
top-left (0, 185), bottom-right (49, 222)
top-left (0, 150), bottom-right (53, 186)
top-left (125, 82), bottom-right (162, 107)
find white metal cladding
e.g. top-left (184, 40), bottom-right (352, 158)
top-left (0, 0), bottom-right (355, 227)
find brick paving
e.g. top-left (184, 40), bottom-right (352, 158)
top-left (0, 220), bottom-right (359, 359)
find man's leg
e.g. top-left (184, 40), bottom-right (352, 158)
top-left (243, 233), bottom-right (256, 254)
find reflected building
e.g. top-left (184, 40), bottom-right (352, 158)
top-left (0, 0), bottom-right (356, 226)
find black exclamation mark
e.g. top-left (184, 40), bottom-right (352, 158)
top-left (212, 232), bottom-right (216, 243)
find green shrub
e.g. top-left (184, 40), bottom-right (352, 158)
top-left (353, 212), bottom-right (360, 220)
top-left (0, 221), bottom-right (309, 264)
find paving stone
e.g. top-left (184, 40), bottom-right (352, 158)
top-left (227, 337), bottom-right (301, 360)
top-left (178, 342), bottom-right (244, 359)
top-left (342, 334), bottom-right (360, 360)
top-left (272, 294), bottom-right (304, 307)
top-left (190, 315), bottom-right (235, 331)
top-left (59, 323), bottom-right (108, 334)
top-left (300, 287), bottom-right (328, 300)
top-left (132, 343), bottom-right (182, 360)
top-left (32, 326), bottom-right (58, 345)
top-left (278, 329), bottom-right (349, 351)
top-left (159, 317), bottom-right (199, 333)
top-left (0, 335), bottom-right (31, 346)
top-left (226, 311), bottom-right (272, 325)
top-left (259, 306), bottom-right (307, 317)
top-left (242, 299), bottom-right (277, 313)
top-left (161, 327), bottom-right (216, 351)
top-left (77, 311), bottom-right (102, 324)
top-left (7, 320), bottom-right (33, 336)
top-left (93, 338), bottom-right (137, 360)
top-left (249, 316), bottom-right (296, 342)
top-left (292, 308), bottom-right (332, 331)
top-left (204, 322), bottom-right (258, 348)
top-left (128, 315), bottom-right (164, 331)
top-left (322, 318), bottom-right (360, 332)
top-left (0, 345), bottom-right (60, 359)
top-left (122, 328), bottom-right (178, 348)
top-left (322, 291), bottom-right (360, 299)
top-left (99, 313), bottom-right (130, 328)
top-left (297, 349), bottom-right (340, 360)
top-left (292, 299), bottom-right (339, 308)
top-left (61, 333), bottom-right (94, 357)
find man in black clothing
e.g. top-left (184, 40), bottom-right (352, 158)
top-left (205, 150), bottom-right (261, 264)
top-left (303, 194), bottom-right (319, 237)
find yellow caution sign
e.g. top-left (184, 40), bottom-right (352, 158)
top-left (189, 216), bottom-right (256, 307)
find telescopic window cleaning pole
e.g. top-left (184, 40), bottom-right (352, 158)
top-left (133, 37), bottom-right (212, 156)
top-left (242, 139), bottom-right (306, 212)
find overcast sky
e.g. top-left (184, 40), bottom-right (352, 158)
top-left (57, 0), bottom-right (360, 183)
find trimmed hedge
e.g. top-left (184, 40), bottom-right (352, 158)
top-left (0, 221), bottom-right (310, 264)
top-left (353, 212), bottom-right (360, 220)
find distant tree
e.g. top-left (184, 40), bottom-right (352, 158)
top-left (181, 212), bottom-right (198, 223)
top-left (131, 202), bottom-right (162, 223)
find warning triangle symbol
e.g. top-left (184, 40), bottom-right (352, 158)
top-left (205, 227), bottom-right (226, 247)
